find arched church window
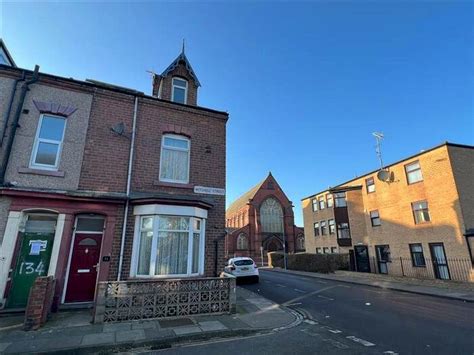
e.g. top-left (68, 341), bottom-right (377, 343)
top-left (236, 233), bottom-right (248, 250)
top-left (260, 198), bottom-right (283, 233)
top-left (297, 235), bottom-right (305, 250)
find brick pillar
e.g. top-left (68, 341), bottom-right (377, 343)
top-left (24, 276), bottom-right (55, 331)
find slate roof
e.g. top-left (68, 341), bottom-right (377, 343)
top-left (161, 51), bottom-right (201, 87)
top-left (226, 177), bottom-right (268, 217)
top-left (0, 39), bottom-right (17, 67)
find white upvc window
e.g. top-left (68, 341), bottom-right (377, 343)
top-left (171, 77), bottom-right (188, 104)
top-left (132, 214), bottom-right (205, 277)
top-left (159, 134), bottom-right (190, 184)
top-left (30, 114), bottom-right (66, 170)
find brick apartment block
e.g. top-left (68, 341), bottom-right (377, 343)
top-left (302, 143), bottom-right (474, 282)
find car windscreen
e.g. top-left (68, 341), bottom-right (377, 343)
top-left (234, 260), bottom-right (254, 266)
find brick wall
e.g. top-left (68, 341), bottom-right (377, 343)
top-left (24, 276), bottom-right (55, 331)
top-left (81, 89), bottom-right (228, 279)
top-left (302, 144), bottom-right (473, 262)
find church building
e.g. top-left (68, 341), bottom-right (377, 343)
top-left (225, 173), bottom-right (305, 264)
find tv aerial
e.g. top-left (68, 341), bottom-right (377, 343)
top-left (373, 132), bottom-right (393, 183)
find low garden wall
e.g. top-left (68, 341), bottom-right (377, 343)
top-left (268, 252), bottom-right (349, 273)
top-left (93, 276), bottom-right (236, 323)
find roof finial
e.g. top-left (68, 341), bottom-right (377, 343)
top-left (181, 38), bottom-right (185, 55)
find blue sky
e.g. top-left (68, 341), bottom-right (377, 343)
top-left (1, 1), bottom-right (473, 226)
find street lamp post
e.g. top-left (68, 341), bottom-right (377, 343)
top-left (283, 234), bottom-right (287, 270)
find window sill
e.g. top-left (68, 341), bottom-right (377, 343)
top-left (153, 180), bottom-right (194, 189)
top-left (18, 167), bottom-right (65, 177)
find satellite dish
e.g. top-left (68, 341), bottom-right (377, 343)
top-left (111, 122), bottom-right (125, 135)
top-left (377, 169), bottom-right (392, 182)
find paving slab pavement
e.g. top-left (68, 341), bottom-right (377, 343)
top-left (0, 286), bottom-right (297, 354)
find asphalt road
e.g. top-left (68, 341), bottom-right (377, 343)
top-left (243, 270), bottom-right (474, 354)
top-left (142, 270), bottom-right (474, 354)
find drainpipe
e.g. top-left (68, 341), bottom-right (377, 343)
top-left (117, 96), bottom-right (138, 281)
top-left (0, 71), bottom-right (26, 146)
top-left (0, 65), bottom-right (39, 185)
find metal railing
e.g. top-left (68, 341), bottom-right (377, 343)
top-left (365, 256), bottom-right (473, 282)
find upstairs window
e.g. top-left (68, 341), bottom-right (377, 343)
top-left (334, 192), bottom-right (347, 207)
top-left (159, 135), bottom-right (190, 183)
top-left (405, 161), bottom-right (423, 184)
top-left (328, 219), bottom-right (335, 234)
top-left (412, 200), bottom-right (430, 224)
top-left (370, 210), bottom-right (381, 227)
top-left (320, 221), bottom-right (327, 235)
top-left (326, 194), bottom-right (333, 208)
top-left (366, 177), bottom-right (375, 193)
top-left (30, 114), bottom-right (66, 170)
top-left (337, 223), bottom-right (351, 239)
top-left (318, 197), bottom-right (326, 210)
top-left (172, 77), bottom-right (188, 104)
top-left (312, 199), bottom-right (318, 212)
top-left (313, 222), bottom-right (320, 236)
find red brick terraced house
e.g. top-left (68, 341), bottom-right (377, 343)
top-left (225, 173), bottom-right (305, 264)
top-left (0, 40), bottom-right (228, 314)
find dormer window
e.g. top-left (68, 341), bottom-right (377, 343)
top-left (172, 77), bottom-right (188, 104)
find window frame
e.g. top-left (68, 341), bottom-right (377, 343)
top-left (370, 210), bottom-right (381, 227)
top-left (236, 233), bottom-right (249, 250)
top-left (409, 243), bottom-right (426, 267)
top-left (171, 77), bottom-right (188, 104)
top-left (334, 192), bottom-right (347, 207)
top-left (328, 219), bottom-right (335, 234)
top-left (29, 114), bottom-right (67, 171)
top-left (312, 198), bottom-right (318, 212)
top-left (326, 194), bottom-right (333, 208)
top-left (320, 220), bottom-right (327, 235)
top-left (159, 134), bottom-right (191, 184)
top-left (412, 200), bottom-right (431, 224)
top-left (366, 177), bottom-right (375, 194)
top-left (323, 247), bottom-right (330, 254)
top-left (318, 196), bottom-right (326, 210)
top-left (131, 214), bottom-right (205, 278)
top-left (337, 222), bottom-right (351, 239)
top-left (331, 247), bottom-right (338, 254)
top-left (313, 222), bottom-right (320, 237)
top-left (405, 160), bottom-right (423, 185)
top-left (316, 247), bottom-right (322, 254)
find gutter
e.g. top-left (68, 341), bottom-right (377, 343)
top-left (0, 65), bottom-right (39, 185)
top-left (0, 71), bottom-right (25, 146)
top-left (117, 96), bottom-right (138, 281)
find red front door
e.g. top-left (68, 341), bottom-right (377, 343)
top-left (65, 233), bottom-right (101, 303)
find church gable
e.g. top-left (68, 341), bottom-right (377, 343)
top-left (251, 173), bottom-right (293, 213)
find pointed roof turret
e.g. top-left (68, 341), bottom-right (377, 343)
top-left (160, 46), bottom-right (201, 87)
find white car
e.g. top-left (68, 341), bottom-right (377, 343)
top-left (224, 257), bottom-right (259, 283)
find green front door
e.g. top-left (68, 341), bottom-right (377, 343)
top-left (6, 214), bottom-right (56, 309)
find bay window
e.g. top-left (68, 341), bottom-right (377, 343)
top-left (132, 205), bottom-right (206, 277)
